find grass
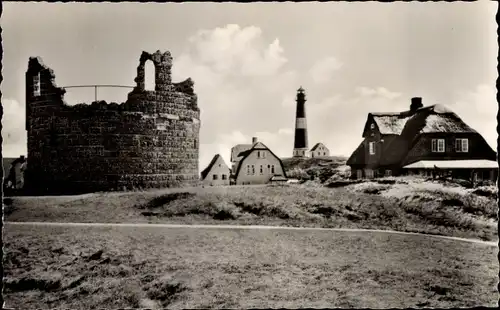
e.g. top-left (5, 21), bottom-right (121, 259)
top-left (3, 224), bottom-right (497, 309)
top-left (5, 181), bottom-right (498, 241)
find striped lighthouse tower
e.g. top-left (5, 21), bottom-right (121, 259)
top-left (293, 86), bottom-right (309, 157)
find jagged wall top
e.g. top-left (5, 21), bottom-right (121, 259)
top-left (134, 50), bottom-right (175, 92)
top-left (26, 51), bottom-right (198, 114)
top-left (27, 56), bottom-right (66, 96)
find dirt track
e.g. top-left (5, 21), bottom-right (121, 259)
top-left (5, 221), bottom-right (497, 246)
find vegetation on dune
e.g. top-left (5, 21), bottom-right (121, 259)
top-left (4, 173), bottom-right (498, 242)
top-left (282, 156), bottom-right (348, 183)
top-left (128, 180), bottom-right (497, 241)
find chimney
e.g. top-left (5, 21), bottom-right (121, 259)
top-left (252, 137), bottom-right (258, 144)
top-left (410, 97), bottom-right (423, 113)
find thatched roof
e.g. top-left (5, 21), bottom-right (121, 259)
top-left (371, 115), bottom-right (409, 135)
top-left (350, 104), bottom-right (486, 169)
top-left (366, 104), bottom-right (476, 137)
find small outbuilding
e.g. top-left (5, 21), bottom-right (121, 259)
top-left (200, 154), bottom-right (230, 186)
top-left (310, 143), bottom-right (330, 158)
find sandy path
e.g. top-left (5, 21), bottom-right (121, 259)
top-left (4, 221), bottom-right (498, 246)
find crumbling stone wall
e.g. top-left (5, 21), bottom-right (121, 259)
top-left (25, 50), bottom-right (200, 194)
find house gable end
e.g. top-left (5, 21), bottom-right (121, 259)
top-left (234, 145), bottom-right (287, 180)
top-left (346, 140), bottom-right (366, 166)
top-left (362, 114), bottom-right (380, 138)
top-left (201, 154), bottom-right (229, 180)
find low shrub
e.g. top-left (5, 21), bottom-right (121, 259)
top-left (138, 192), bottom-right (196, 209)
top-left (5, 275), bottom-right (62, 292)
top-left (442, 198), bottom-right (464, 207)
top-left (311, 205), bottom-right (342, 218)
top-left (376, 179), bottom-right (396, 185)
top-left (325, 179), bottom-right (364, 188)
top-left (473, 186), bottom-right (498, 200)
top-left (146, 276), bottom-right (188, 304)
top-left (286, 168), bottom-right (310, 181)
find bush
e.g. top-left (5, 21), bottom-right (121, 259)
top-left (5, 275), bottom-right (62, 292)
top-left (376, 179), bottom-right (396, 185)
top-left (138, 192), bottom-right (196, 209)
top-left (146, 276), bottom-right (188, 305)
top-left (326, 179), bottom-right (364, 188)
top-left (442, 198), bottom-right (464, 207)
top-left (473, 186), bottom-right (498, 199)
top-left (286, 168), bottom-right (311, 181)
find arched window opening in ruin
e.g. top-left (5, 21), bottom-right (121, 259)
top-left (33, 72), bottom-right (41, 96)
top-left (144, 61), bottom-right (155, 91)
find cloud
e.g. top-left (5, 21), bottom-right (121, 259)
top-left (2, 98), bottom-right (28, 157)
top-left (307, 87), bottom-right (408, 157)
top-left (183, 24), bottom-right (288, 77)
top-left (172, 24), bottom-right (299, 169)
top-left (451, 84), bottom-right (497, 149)
top-left (309, 56), bottom-right (343, 84)
top-left (356, 86), bottom-right (402, 100)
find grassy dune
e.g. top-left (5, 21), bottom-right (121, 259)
top-left (5, 179), bottom-right (498, 241)
top-left (3, 224), bottom-right (497, 309)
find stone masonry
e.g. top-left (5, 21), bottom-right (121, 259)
top-left (25, 50), bottom-right (200, 194)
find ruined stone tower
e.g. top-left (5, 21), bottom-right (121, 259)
top-left (293, 86), bottom-right (309, 157)
top-left (24, 50), bottom-right (200, 194)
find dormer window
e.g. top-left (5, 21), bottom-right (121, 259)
top-left (432, 139), bottom-right (445, 153)
top-left (455, 138), bottom-right (469, 153)
top-left (33, 72), bottom-right (41, 97)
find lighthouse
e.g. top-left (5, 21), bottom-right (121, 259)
top-left (293, 86), bottom-right (309, 157)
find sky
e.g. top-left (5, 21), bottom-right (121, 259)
top-left (1, 2), bottom-right (498, 171)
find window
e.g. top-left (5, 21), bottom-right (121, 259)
top-left (251, 165), bottom-right (255, 175)
top-left (369, 142), bottom-right (375, 155)
top-left (33, 73), bottom-right (41, 96)
top-left (323, 152), bottom-right (326, 156)
top-left (213, 174), bottom-right (218, 180)
top-left (222, 174), bottom-right (227, 180)
top-left (257, 151), bottom-right (261, 158)
top-left (260, 165), bottom-right (263, 174)
top-left (432, 139), bottom-right (445, 153)
top-left (385, 170), bottom-right (392, 177)
top-left (271, 165), bottom-right (275, 174)
top-left (262, 152), bottom-right (266, 158)
top-left (455, 138), bottom-right (469, 152)
top-left (246, 165), bottom-right (250, 175)
top-left (370, 123), bottom-right (375, 130)
top-left (438, 139), bottom-right (445, 152)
